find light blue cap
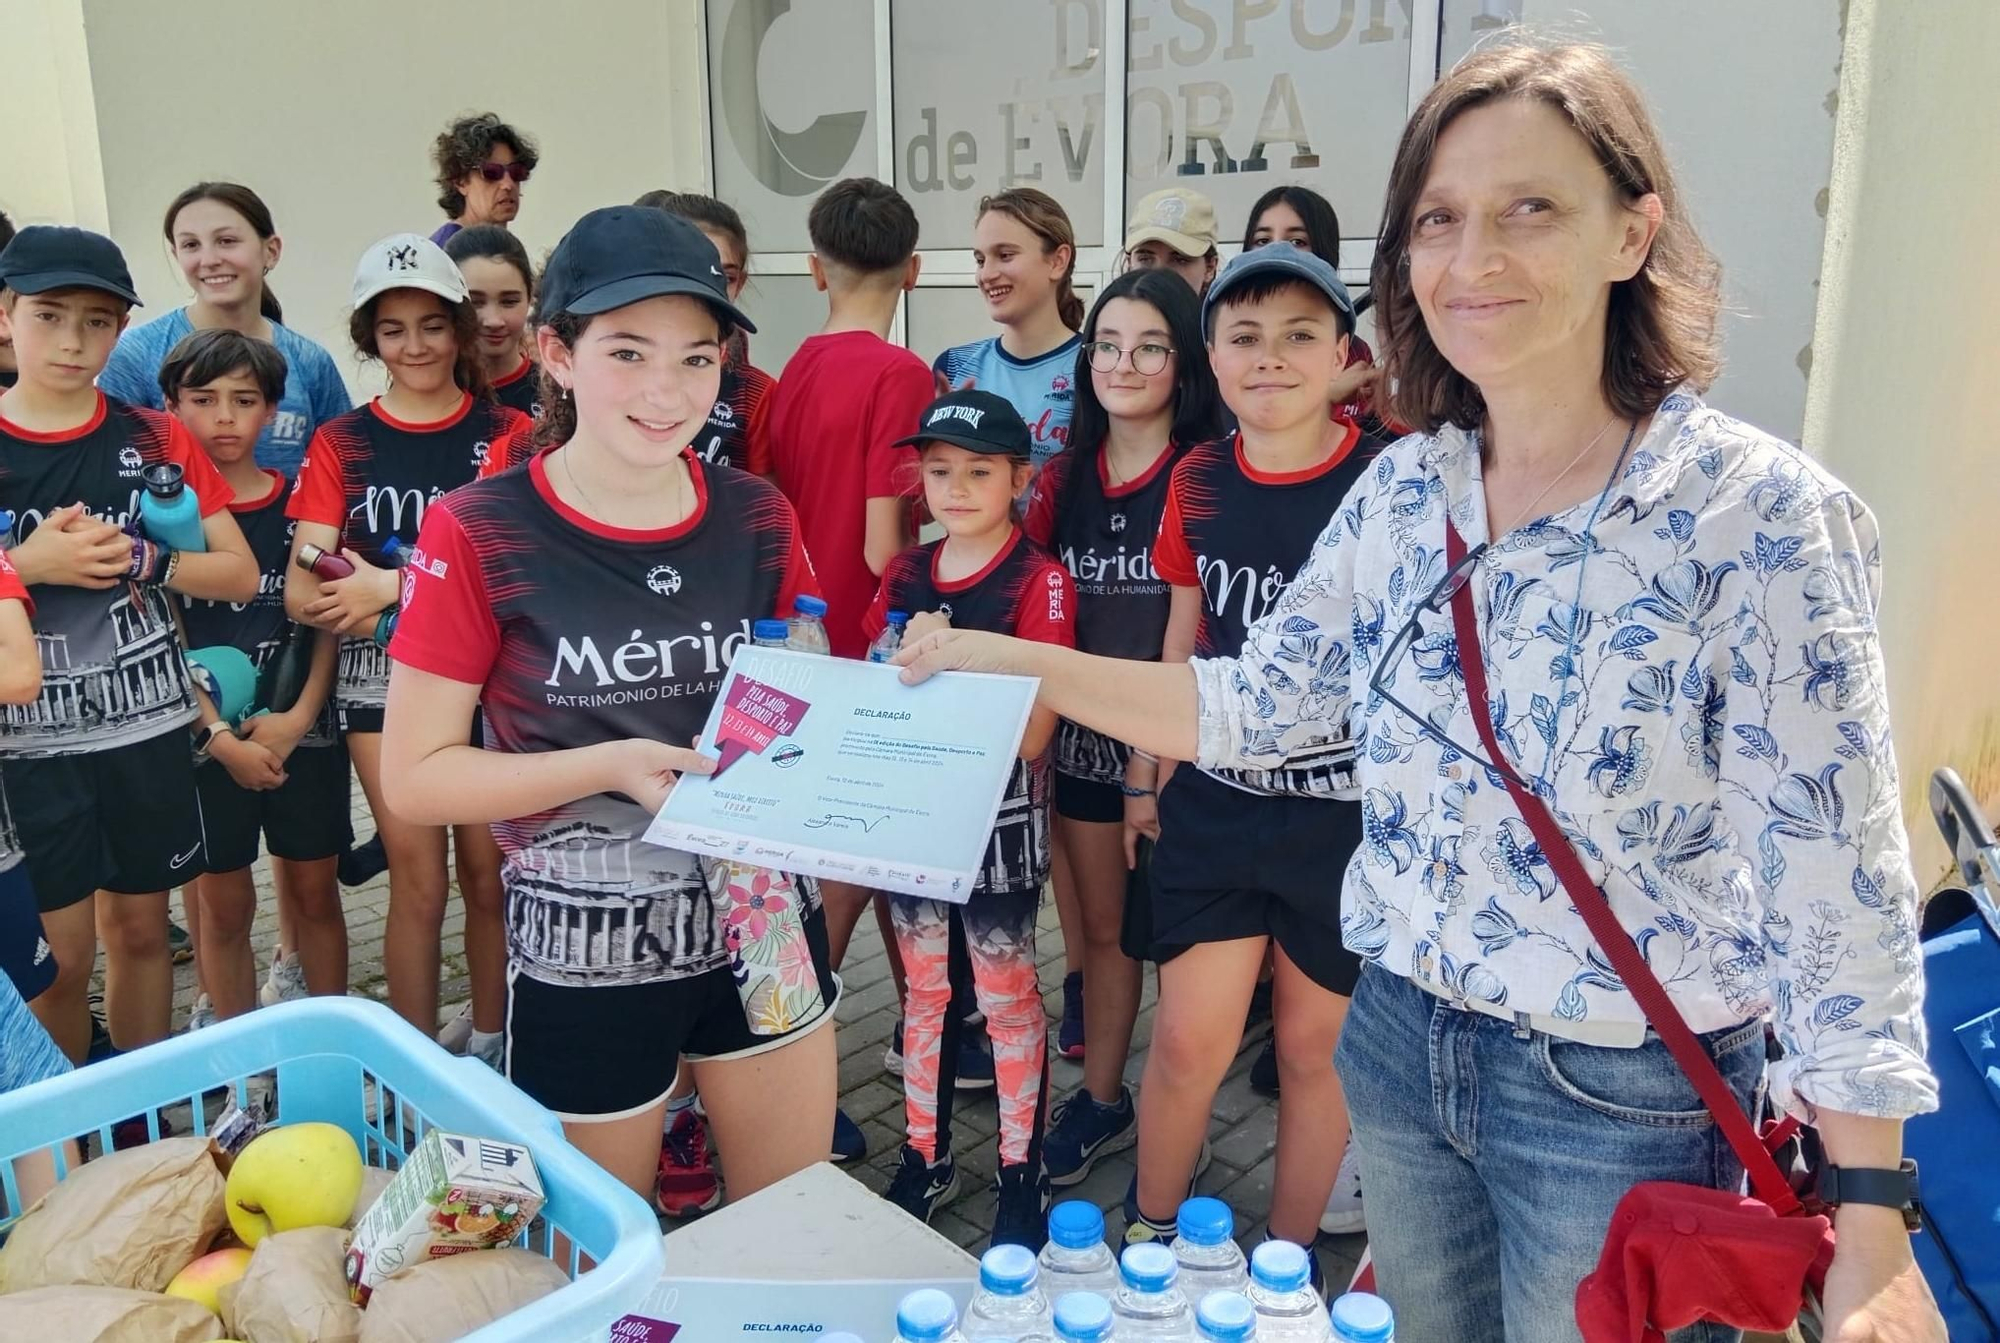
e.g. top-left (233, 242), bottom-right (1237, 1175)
top-left (1053, 1291), bottom-right (1115, 1342)
top-left (1049, 1199), bottom-right (1106, 1248)
top-left (895, 1288), bottom-right (959, 1343)
top-left (1195, 1289), bottom-right (1258, 1342)
top-left (1331, 1291), bottom-right (1396, 1342)
top-left (979, 1242), bottom-right (1040, 1294)
top-left (1120, 1241), bottom-right (1179, 1292)
top-left (1249, 1239), bottom-right (1311, 1293)
top-left (1176, 1196), bottom-right (1234, 1246)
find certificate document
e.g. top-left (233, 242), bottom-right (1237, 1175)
top-left (643, 647), bottom-right (1040, 902)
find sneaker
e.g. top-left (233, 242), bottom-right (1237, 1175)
top-left (1306, 1242), bottom-right (1327, 1300)
top-left (831, 1106), bottom-right (867, 1164)
top-left (185, 994), bottom-right (217, 1033)
top-left (86, 1010), bottom-right (119, 1063)
top-left (1249, 1037), bottom-right (1280, 1097)
top-left (1318, 1144), bottom-right (1365, 1235)
top-left (339, 833), bottom-right (389, 888)
top-left (259, 952), bottom-right (310, 1008)
top-left (1121, 1140), bottom-right (1213, 1243)
top-left (655, 1110), bottom-right (722, 1218)
top-left (884, 1144), bottom-right (959, 1225)
top-left (1056, 970), bottom-right (1085, 1060)
top-left (954, 1027), bottom-right (996, 1091)
top-left (167, 919), bottom-right (194, 965)
top-left (468, 1030), bottom-right (505, 1072)
top-left (883, 1019), bottom-right (905, 1077)
top-left (1044, 1086), bottom-right (1136, 1187)
top-left (990, 1161), bottom-right (1052, 1252)
top-left (436, 1003), bottom-right (474, 1055)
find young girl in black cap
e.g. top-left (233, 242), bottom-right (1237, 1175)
top-left (865, 387), bottom-right (1074, 1249)
top-left (380, 205), bottom-right (838, 1204)
top-left (284, 234), bottom-right (528, 1061)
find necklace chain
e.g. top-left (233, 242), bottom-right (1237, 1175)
top-left (1491, 414), bottom-right (1620, 538)
top-left (561, 445), bottom-right (686, 526)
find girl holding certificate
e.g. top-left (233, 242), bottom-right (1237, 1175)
top-left (379, 205), bottom-right (838, 1206)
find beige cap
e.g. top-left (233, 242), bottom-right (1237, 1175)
top-left (1124, 187), bottom-right (1218, 257)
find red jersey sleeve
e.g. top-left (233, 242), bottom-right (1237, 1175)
top-left (1151, 465), bottom-right (1199, 587)
top-left (385, 501), bottom-right (501, 687)
top-left (1013, 562), bottom-right (1077, 649)
top-left (773, 499), bottom-right (822, 618)
top-left (863, 362), bottom-right (933, 501)
top-left (1022, 453), bottom-right (1062, 547)
top-left (861, 548), bottom-right (919, 645)
top-left (498, 407), bottom-right (533, 439)
top-left (745, 368), bottom-right (776, 477)
top-left (287, 425), bottom-right (350, 527)
top-left (161, 417), bottom-right (233, 518)
top-left (0, 548), bottom-right (32, 616)
top-left (478, 430), bottom-right (532, 481)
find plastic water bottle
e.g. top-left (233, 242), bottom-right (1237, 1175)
top-left (138, 462), bottom-right (207, 551)
top-left (1040, 1201), bottom-right (1121, 1299)
top-left (1245, 1242), bottom-right (1329, 1342)
top-left (753, 618), bottom-right (790, 648)
top-left (371, 537), bottom-right (412, 648)
top-left (1111, 1242), bottom-right (1195, 1340)
top-left (1053, 1291), bottom-right (1115, 1342)
top-left (896, 1287), bottom-right (969, 1343)
top-left (963, 1243), bottom-right (1054, 1341)
top-left (787, 593), bottom-right (831, 655)
top-left (1328, 1292), bottom-right (1394, 1343)
top-left (1194, 1290), bottom-right (1258, 1342)
top-left (868, 609), bottom-right (910, 663)
top-left (1173, 1198), bottom-right (1248, 1299)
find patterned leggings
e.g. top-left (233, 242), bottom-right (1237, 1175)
top-left (890, 887), bottom-right (1046, 1166)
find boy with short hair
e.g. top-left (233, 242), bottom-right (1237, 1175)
top-left (864, 388), bottom-right (1074, 1249)
top-left (761, 178), bottom-right (938, 1157)
top-left (0, 226), bottom-right (259, 1060)
top-left (1129, 247), bottom-right (1376, 1275)
top-left (159, 328), bottom-right (348, 1025)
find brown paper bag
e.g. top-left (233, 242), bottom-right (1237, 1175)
top-left (0, 1135), bottom-right (227, 1293)
top-left (0, 1285), bottom-right (226, 1343)
top-left (344, 1166), bottom-right (396, 1230)
top-left (220, 1225), bottom-right (361, 1343)
top-left (356, 1248), bottom-right (570, 1342)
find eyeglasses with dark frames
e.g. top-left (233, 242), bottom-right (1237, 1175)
top-left (1085, 340), bottom-right (1175, 376)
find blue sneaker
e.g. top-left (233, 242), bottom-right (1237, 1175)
top-left (955, 1024), bottom-right (996, 1091)
top-left (1056, 970), bottom-right (1085, 1060)
top-left (831, 1107), bottom-right (866, 1164)
top-left (1044, 1086), bottom-right (1136, 1186)
top-left (885, 1143), bottom-right (960, 1225)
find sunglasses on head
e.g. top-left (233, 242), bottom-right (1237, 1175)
top-left (478, 161), bottom-right (531, 184)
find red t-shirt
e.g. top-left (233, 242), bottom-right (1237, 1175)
top-left (0, 547), bottom-right (31, 616)
top-left (762, 331), bottom-right (931, 659)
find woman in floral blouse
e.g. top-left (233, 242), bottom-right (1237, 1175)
top-left (898, 39), bottom-right (1940, 1343)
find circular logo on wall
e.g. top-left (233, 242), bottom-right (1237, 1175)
top-left (646, 564), bottom-right (683, 596)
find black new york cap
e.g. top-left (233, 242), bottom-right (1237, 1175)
top-left (537, 206), bottom-right (755, 331)
top-left (894, 388), bottom-right (1034, 459)
top-left (0, 226), bottom-right (142, 306)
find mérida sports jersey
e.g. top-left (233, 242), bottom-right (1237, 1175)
top-left (391, 448), bottom-right (818, 987)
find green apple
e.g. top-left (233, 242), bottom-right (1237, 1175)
top-left (225, 1122), bottom-right (365, 1246)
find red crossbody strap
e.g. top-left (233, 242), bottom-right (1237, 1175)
top-left (1443, 520), bottom-right (1800, 1213)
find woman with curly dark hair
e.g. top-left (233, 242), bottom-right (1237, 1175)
top-left (428, 112), bottom-right (539, 246)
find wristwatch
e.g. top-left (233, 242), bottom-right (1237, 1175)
top-left (193, 720), bottom-right (234, 760)
top-left (1816, 1159), bottom-right (1922, 1231)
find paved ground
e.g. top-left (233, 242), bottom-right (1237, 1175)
top-left (152, 783), bottom-right (1366, 1283)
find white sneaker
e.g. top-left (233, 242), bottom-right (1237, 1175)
top-left (469, 1029), bottom-right (505, 1071)
top-left (186, 994), bottom-right (217, 1032)
top-left (258, 952), bottom-right (310, 1007)
top-left (436, 1003), bottom-right (475, 1054)
top-left (1319, 1144), bottom-right (1366, 1235)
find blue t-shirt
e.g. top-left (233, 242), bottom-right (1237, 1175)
top-left (933, 334), bottom-right (1080, 469)
top-left (0, 962), bottom-right (69, 1095)
top-left (98, 309), bottom-right (353, 477)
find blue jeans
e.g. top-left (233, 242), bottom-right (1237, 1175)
top-left (1336, 966), bottom-right (1767, 1343)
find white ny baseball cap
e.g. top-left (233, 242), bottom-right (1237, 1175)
top-left (351, 233), bottom-right (469, 309)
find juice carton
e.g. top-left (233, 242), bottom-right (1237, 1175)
top-left (345, 1130), bottom-right (544, 1303)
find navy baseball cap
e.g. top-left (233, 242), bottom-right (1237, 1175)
top-left (894, 388), bottom-right (1033, 459)
top-left (537, 206), bottom-right (755, 331)
top-left (0, 225), bottom-right (142, 306)
top-left (1202, 245), bottom-right (1353, 336)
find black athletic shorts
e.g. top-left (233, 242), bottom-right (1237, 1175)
top-left (195, 739), bottom-right (352, 873)
top-left (505, 904), bottom-right (840, 1121)
top-left (340, 705), bottom-right (484, 746)
top-left (1145, 767), bottom-right (1364, 995)
top-left (1055, 772), bottom-right (1124, 824)
top-left (1, 728), bottom-right (205, 912)
top-left (0, 862), bottom-right (56, 1000)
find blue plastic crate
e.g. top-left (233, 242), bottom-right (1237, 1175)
top-left (0, 997), bottom-right (664, 1341)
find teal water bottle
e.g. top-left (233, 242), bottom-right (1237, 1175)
top-left (139, 463), bottom-right (207, 552)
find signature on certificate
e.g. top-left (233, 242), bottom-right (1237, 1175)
top-left (804, 812), bottom-right (887, 834)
